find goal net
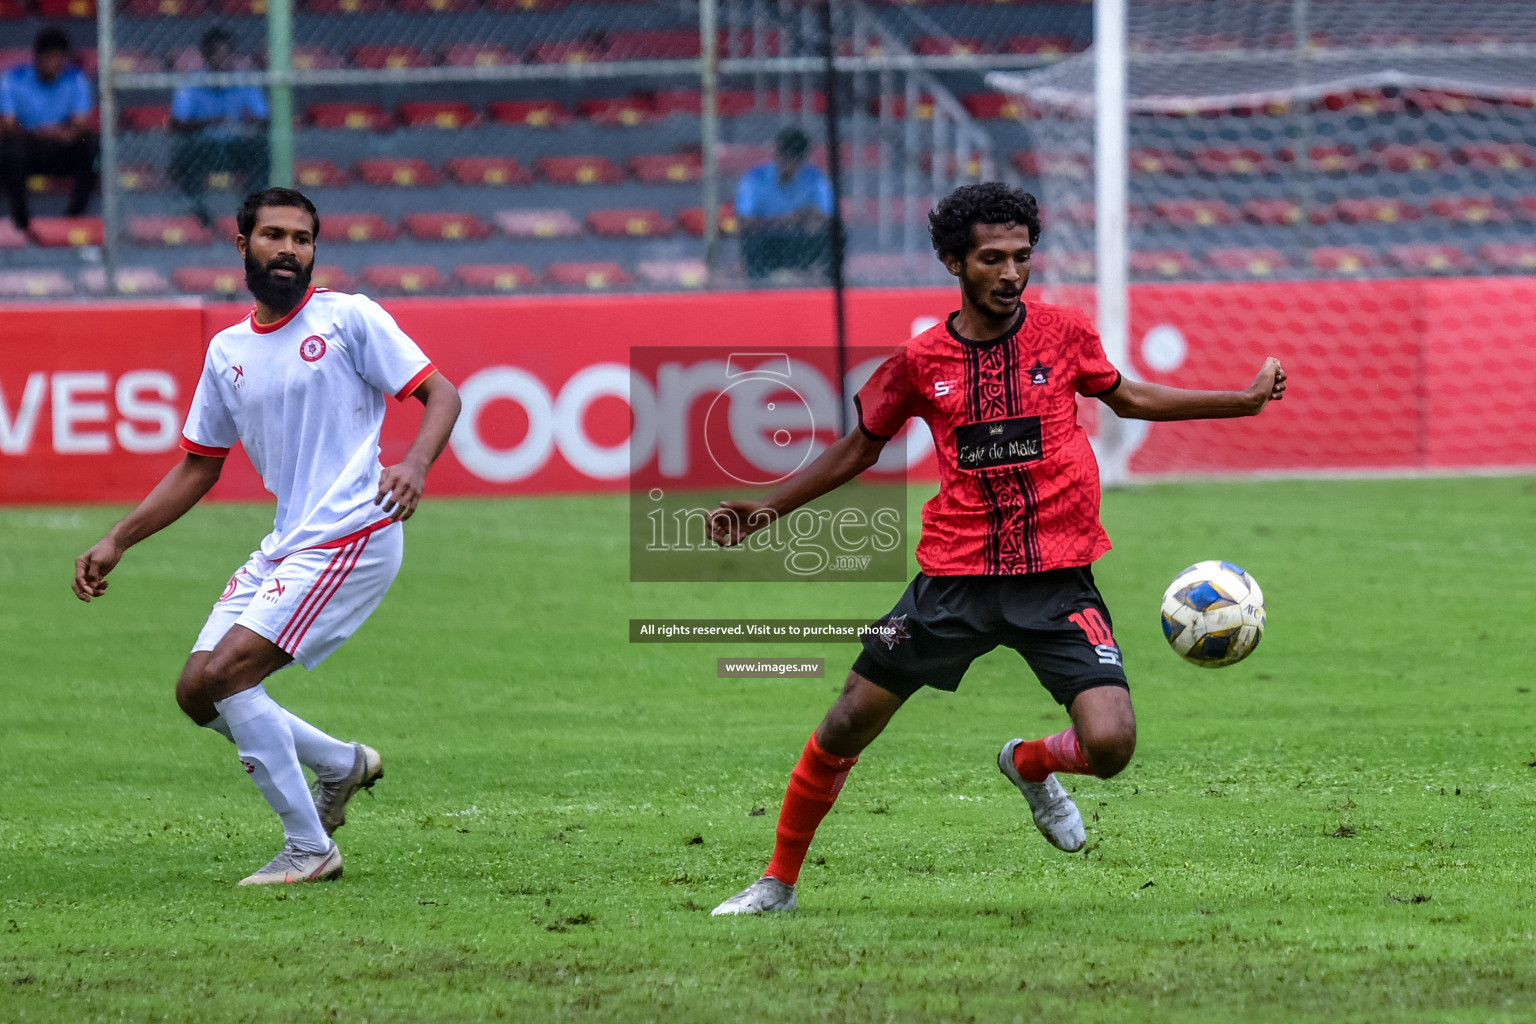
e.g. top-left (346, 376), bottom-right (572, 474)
top-left (989, 0), bottom-right (1536, 479)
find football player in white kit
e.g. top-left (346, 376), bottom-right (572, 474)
top-left (72, 188), bottom-right (462, 885)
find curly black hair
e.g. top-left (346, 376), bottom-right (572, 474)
top-left (928, 182), bottom-right (1041, 262)
top-left (236, 187), bottom-right (320, 240)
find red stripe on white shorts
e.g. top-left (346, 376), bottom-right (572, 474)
top-left (284, 535), bottom-right (369, 655)
top-left (276, 543), bottom-right (353, 652)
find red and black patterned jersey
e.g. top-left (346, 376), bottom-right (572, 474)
top-left (855, 300), bottom-right (1121, 576)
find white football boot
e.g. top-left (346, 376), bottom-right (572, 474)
top-left (238, 841), bottom-right (344, 885)
top-left (311, 743), bottom-right (383, 836)
top-left (711, 876), bottom-right (797, 916)
top-left (998, 738), bottom-right (1087, 853)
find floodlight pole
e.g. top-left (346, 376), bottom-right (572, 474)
top-left (701, 0), bottom-right (721, 286)
top-left (95, 0), bottom-right (120, 296)
top-left (267, 0), bottom-right (295, 188)
top-left (1094, 0), bottom-right (1130, 486)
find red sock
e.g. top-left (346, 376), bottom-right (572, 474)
top-left (1012, 727), bottom-right (1092, 783)
top-left (763, 733), bottom-right (859, 886)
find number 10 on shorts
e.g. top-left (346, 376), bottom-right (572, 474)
top-left (1070, 608), bottom-right (1122, 667)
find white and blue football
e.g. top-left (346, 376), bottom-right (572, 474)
top-left (1160, 560), bottom-right (1266, 668)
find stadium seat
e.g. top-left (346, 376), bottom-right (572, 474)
top-left (402, 212), bottom-right (493, 242)
top-left (1369, 144), bottom-right (1444, 172)
top-left (604, 30), bottom-right (702, 60)
top-left (654, 90), bottom-right (704, 116)
top-left (530, 41), bottom-right (606, 65)
top-left (1511, 196), bottom-right (1536, 220)
top-left (1318, 89), bottom-right (1404, 115)
top-left (397, 102), bottom-right (476, 130)
top-left (356, 158), bottom-right (441, 187)
top-left (30, 217), bottom-right (103, 247)
top-left (487, 100), bottom-right (573, 128)
top-left (295, 160), bottom-right (348, 188)
top-left (442, 43), bottom-right (518, 67)
top-left (537, 156), bottom-right (623, 185)
top-left (545, 262), bottom-right (632, 290)
top-left (351, 46), bottom-right (429, 70)
top-left (1309, 145), bottom-right (1363, 174)
top-left (310, 266), bottom-right (354, 291)
top-left (117, 164), bottom-right (163, 192)
top-left (1426, 197), bottom-right (1507, 224)
top-left (718, 143), bottom-right (773, 175)
top-left (325, 213), bottom-right (398, 242)
top-left (307, 102), bottom-right (391, 131)
top-left (913, 36), bottom-right (990, 56)
top-left (291, 46), bottom-right (344, 71)
top-left (495, 209), bottom-right (582, 238)
top-left (628, 153), bottom-right (702, 184)
top-left (1193, 147), bottom-right (1278, 176)
top-left (305, 0), bottom-right (385, 12)
top-left (578, 96), bottom-right (656, 127)
top-left (122, 105), bottom-right (171, 132)
top-left (1310, 246), bottom-right (1377, 275)
top-left (877, 95), bottom-right (934, 119)
top-left (636, 259), bottom-right (707, 289)
top-left (36, 0), bottom-right (95, 18)
top-left (1387, 244), bottom-right (1471, 274)
top-left (78, 266), bottom-right (171, 295)
top-left (1001, 35), bottom-right (1077, 55)
top-left (1242, 198), bottom-right (1305, 225)
top-left (1333, 198), bottom-right (1421, 224)
top-left (128, 0), bottom-right (206, 15)
top-left (1150, 200), bottom-right (1237, 226)
top-left (1476, 243), bottom-right (1536, 271)
top-left (961, 94), bottom-right (1027, 120)
top-left (0, 270), bottom-right (72, 297)
top-left (362, 266), bottom-right (444, 294)
top-left (1403, 89), bottom-right (1493, 115)
top-left (0, 219), bottom-right (27, 249)
top-left (0, 0), bottom-right (28, 16)
top-left (454, 264), bottom-right (537, 292)
top-left (396, 0), bottom-right (472, 11)
top-left (127, 215), bottom-right (214, 247)
top-left (1010, 151), bottom-right (1087, 176)
top-left (446, 157), bottom-right (532, 186)
top-left (1130, 149), bottom-right (1193, 175)
top-left (1129, 249), bottom-right (1197, 278)
top-left (173, 266), bottom-right (246, 296)
top-left (1206, 247), bottom-right (1291, 277)
top-left (79, 48), bottom-right (159, 75)
top-left (25, 174), bottom-right (68, 195)
top-left (1452, 142), bottom-right (1536, 170)
top-left (678, 205), bottom-right (738, 236)
top-left (587, 209), bottom-right (673, 238)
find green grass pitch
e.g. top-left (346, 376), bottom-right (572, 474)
top-left (3, 475), bottom-right (1534, 1023)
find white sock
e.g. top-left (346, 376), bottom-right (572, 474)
top-left (203, 714), bottom-right (234, 743)
top-left (281, 710), bottom-right (356, 782)
top-left (213, 685), bottom-right (331, 854)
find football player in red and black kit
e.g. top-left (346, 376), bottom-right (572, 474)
top-left (709, 183), bottom-right (1288, 915)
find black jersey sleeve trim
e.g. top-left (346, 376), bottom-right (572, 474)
top-left (1085, 371), bottom-right (1122, 398)
top-left (853, 394), bottom-right (894, 441)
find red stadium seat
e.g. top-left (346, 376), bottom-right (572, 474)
top-left (356, 158), bottom-right (441, 187)
top-left (1130, 149), bottom-right (1193, 175)
top-left (295, 159), bottom-right (349, 188)
top-left (717, 27), bottom-right (781, 57)
top-left (398, 102), bottom-right (477, 129)
top-left (0, 270), bottom-right (72, 297)
top-left (351, 46), bottom-right (429, 70)
top-left (587, 209), bottom-right (673, 238)
top-left (116, 164), bottom-right (163, 192)
top-left (0, 0), bottom-right (29, 16)
top-left (1010, 151), bottom-right (1088, 177)
top-left (1333, 197), bottom-right (1421, 224)
top-left (1150, 199), bottom-right (1237, 226)
top-left (545, 262), bottom-right (632, 290)
top-left (35, 0), bottom-right (94, 17)
top-left (961, 94), bottom-right (1029, 120)
top-left (531, 41), bottom-right (606, 65)
top-left (454, 264), bottom-right (537, 292)
top-left (1318, 89), bottom-right (1404, 115)
top-left (30, 217), bottom-right (103, 247)
top-left (1242, 198), bottom-right (1304, 226)
top-left (122, 105), bottom-right (171, 132)
top-left (325, 213), bottom-right (398, 243)
top-left (305, 0), bottom-right (385, 12)
top-left (1193, 148), bottom-right (1277, 176)
top-left (1403, 89), bottom-right (1493, 115)
top-left (309, 266), bottom-right (354, 291)
top-left (1387, 244), bottom-right (1471, 274)
top-left (603, 30), bottom-right (702, 61)
top-left (442, 44), bottom-right (518, 68)
top-left (402, 212), bottom-right (493, 242)
top-left (636, 259), bottom-right (707, 289)
top-left (1129, 249), bottom-right (1197, 278)
top-left (1309, 145), bottom-right (1363, 174)
top-left (913, 36), bottom-right (990, 56)
top-left (307, 102), bottom-right (390, 131)
top-left (1206, 247), bottom-right (1291, 277)
top-left (1477, 243), bottom-right (1536, 271)
top-left (446, 157), bottom-right (532, 186)
top-left (677, 205), bottom-right (737, 236)
top-left (219, 0), bottom-right (269, 15)
top-left (877, 95), bottom-right (934, 119)
top-left (1311, 246), bottom-right (1377, 275)
top-left (173, 266), bottom-right (246, 296)
top-left (128, 0), bottom-right (206, 15)
top-left (654, 90), bottom-right (704, 116)
top-left (1426, 196), bottom-right (1507, 224)
top-left (396, 0), bottom-right (471, 11)
top-left (1511, 196), bottom-right (1536, 220)
top-left (361, 266), bottom-right (444, 294)
top-left (1453, 143), bottom-right (1536, 170)
top-left (537, 155), bottom-right (623, 185)
top-left (718, 143), bottom-right (773, 175)
top-left (24, 173), bottom-right (68, 195)
top-left (578, 96), bottom-right (656, 127)
top-left (1001, 35), bottom-right (1076, 55)
top-left (127, 215), bottom-right (214, 247)
top-left (291, 46), bottom-right (344, 71)
top-left (495, 209), bottom-right (582, 239)
top-left (79, 266), bottom-right (170, 295)
top-left (0, 219), bottom-right (27, 249)
top-left (78, 48), bottom-right (158, 74)
top-left (487, 100), bottom-right (572, 128)
top-left (1369, 144), bottom-right (1444, 173)
top-left (628, 153), bottom-right (702, 184)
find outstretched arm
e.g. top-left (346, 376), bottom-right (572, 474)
top-left (72, 452), bottom-right (226, 602)
top-left (711, 428), bottom-right (887, 546)
top-left (375, 371), bottom-right (462, 521)
top-left (1099, 357), bottom-right (1287, 421)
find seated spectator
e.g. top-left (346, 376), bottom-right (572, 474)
top-left (0, 28), bottom-right (98, 233)
top-left (169, 27), bottom-right (268, 227)
top-left (735, 127), bottom-right (833, 282)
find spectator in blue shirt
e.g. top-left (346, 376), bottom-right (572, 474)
top-left (735, 127), bottom-right (833, 281)
top-left (169, 28), bottom-right (268, 227)
top-left (0, 28), bottom-right (98, 232)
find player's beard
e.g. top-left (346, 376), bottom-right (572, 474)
top-left (960, 265), bottom-right (1024, 326)
top-left (245, 250), bottom-right (314, 313)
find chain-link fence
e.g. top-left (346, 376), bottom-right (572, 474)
top-left (0, 0), bottom-right (1076, 299)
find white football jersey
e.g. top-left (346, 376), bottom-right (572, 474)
top-left (182, 287), bottom-right (436, 559)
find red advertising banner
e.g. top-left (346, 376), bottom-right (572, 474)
top-left (2, 281), bottom-right (1532, 505)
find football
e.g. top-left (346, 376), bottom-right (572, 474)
top-left (1160, 560), bottom-right (1266, 668)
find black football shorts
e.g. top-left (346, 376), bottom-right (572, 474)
top-left (851, 567), bottom-right (1129, 707)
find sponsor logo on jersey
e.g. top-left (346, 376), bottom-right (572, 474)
top-left (955, 416), bottom-right (1044, 470)
top-left (218, 573), bottom-right (240, 602)
top-left (299, 335), bottom-right (327, 363)
top-left (230, 365), bottom-right (245, 389)
top-left (1029, 361), bottom-right (1051, 386)
top-left (265, 579), bottom-right (286, 599)
top-left (933, 379), bottom-right (955, 397)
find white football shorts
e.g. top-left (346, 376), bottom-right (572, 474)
top-left (193, 520), bottom-right (404, 670)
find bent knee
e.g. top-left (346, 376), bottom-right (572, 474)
top-left (1082, 729), bottom-right (1136, 779)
